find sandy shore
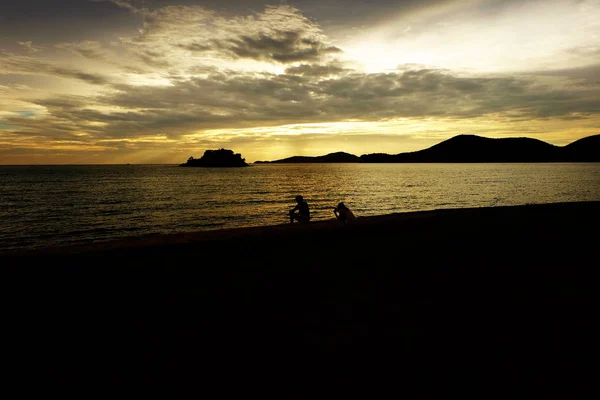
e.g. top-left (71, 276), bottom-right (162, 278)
top-left (4, 201), bottom-right (598, 393)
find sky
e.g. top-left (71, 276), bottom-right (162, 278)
top-left (1, 0), bottom-right (599, 164)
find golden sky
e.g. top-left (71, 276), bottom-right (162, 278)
top-left (1, 0), bottom-right (599, 164)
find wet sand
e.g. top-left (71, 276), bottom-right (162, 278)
top-left (4, 201), bottom-right (598, 393)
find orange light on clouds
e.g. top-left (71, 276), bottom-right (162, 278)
top-left (1, 0), bottom-right (599, 164)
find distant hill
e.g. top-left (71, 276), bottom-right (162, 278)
top-left (360, 135), bottom-right (562, 162)
top-left (180, 149), bottom-right (249, 167)
top-left (254, 151), bottom-right (360, 164)
top-left (563, 134), bottom-right (600, 162)
top-left (254, 134), bottom-right (600, 163)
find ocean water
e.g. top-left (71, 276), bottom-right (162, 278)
top-left (1, 163), bottom-right (599, 253)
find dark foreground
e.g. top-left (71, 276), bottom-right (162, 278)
top-left (4, 201), bottom-right (599, 394)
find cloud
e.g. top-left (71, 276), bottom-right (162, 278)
top-left (0, 52), bottom-right (112, 85)
top-left (337, 0), bottom-right (600, 74)
top-left (118, 4), bottom-right (342, 66)
top-left (3, 1), bottom-right (600, 160)
top-left (105, 67), bottom-right (600, 123)
top-left (0, 83), bottom-right (31, 93)
top-left (521, 63), bottom-right (600, 91)
top-left (7, 65), bottom-right (599, 148)
top-left (285, 63), bottom-right (350, 77)
top-left (203, 30), bottom-right (341, 63)
top-left (55, 41), bottom-right (107, 60)
top-left (106, 0), bottom-right (147, 14)
top-left (17, 41), bottom-right (43, 53)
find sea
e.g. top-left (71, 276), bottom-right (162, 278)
top-left (1, 163), bottom-right (599, 253)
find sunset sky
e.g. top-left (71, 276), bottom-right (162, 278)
top-left (1, 0), bottom-right (599, 164)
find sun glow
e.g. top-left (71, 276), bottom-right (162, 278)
top-left (121, 73), bottom-right (175, 87)
top-left (97, 135), bottom-right (175, 143)
top-left (340, 0), bottom-right (600, 74)
top-left (1, 1), bottom-right (598, 165)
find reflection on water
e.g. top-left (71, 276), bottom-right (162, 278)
top-left (1, 163), bottom-right (599, 252)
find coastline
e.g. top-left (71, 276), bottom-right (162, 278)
top-left (4, 200), bottom-right (598, 391)
top-left (4, 200), bottom-right (599, 258)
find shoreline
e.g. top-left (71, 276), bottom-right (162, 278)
top-left (4, 200), bottom-right (598, 390)
top-left (4, 200), bottom-right (599, 258)
top-left (2, 204), bottom-right (439, 257)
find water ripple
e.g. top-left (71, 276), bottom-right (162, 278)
top-left (1, 163), bottom-right (599, 252)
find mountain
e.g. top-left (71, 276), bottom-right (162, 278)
top-left (180, 148), bottom-right (249, 167)
top-left (254, 151), bottom-right (360, 164)
top-left (254, 134), bottom-right (600, 163)
top-left (563, 134), bottom-right (600, 162)
top-left (360, 135), bottom-right (563, 162)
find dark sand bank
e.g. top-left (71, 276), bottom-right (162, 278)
top-left (4, 201), bottom-right (599, 393)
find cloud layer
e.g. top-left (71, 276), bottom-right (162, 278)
top-left (1, 1), bottom-right (599, 163)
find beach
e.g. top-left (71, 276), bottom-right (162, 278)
top-left (4, 201), bottom-right (598, 393)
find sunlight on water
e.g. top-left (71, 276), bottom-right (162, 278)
top-left (1, 163), bottom-right (599, 252)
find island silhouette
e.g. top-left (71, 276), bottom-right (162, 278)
top-left (180, 148), bottom-right (249, 167)
top-left (254, 133), bottom-right (600, 163)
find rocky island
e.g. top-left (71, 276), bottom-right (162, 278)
top-left (180, 148), bottom-right (249, 167)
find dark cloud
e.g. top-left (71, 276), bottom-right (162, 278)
top-left (176, 42), bottom-right (212, 52)
top-left (116, 68), bottom-right (600, 122)
top-left (117, 4), bottom-right (343, 66)
top-left (526, 64), bottom-right (600, 87)
top-left (191, 31), bottom-right (342, 64)
top-left (52, 68), bottom-right (110, 85)
top-left (8, 67), bottom-right (598, 145)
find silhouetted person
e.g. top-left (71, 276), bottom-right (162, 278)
top-left (289, 195), bottom-right (310, 224)
top-left (333, 202), bottom-right (356, 225)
